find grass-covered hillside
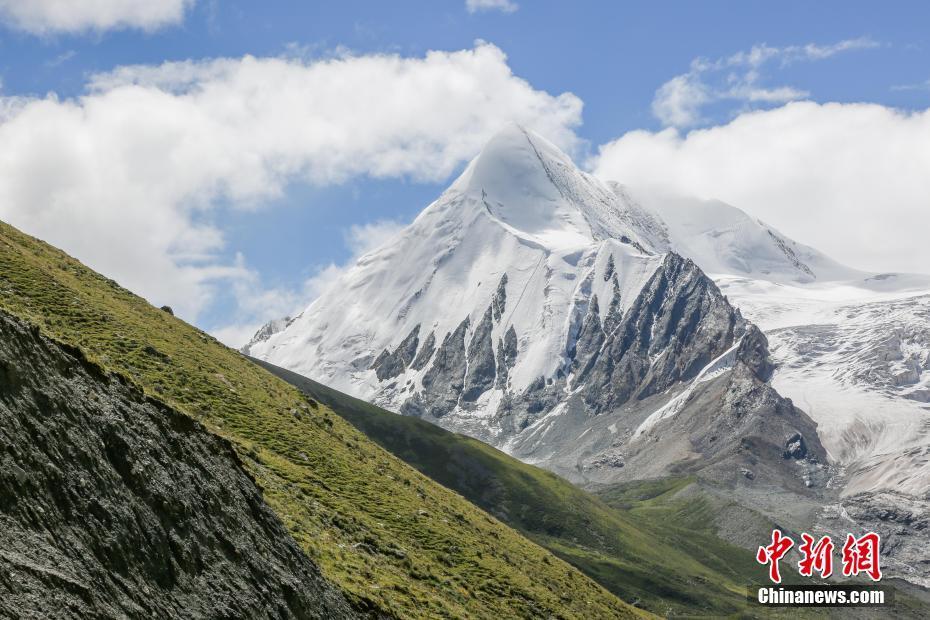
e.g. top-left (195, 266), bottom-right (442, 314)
top-left (0, 219), bottom-right (643, 619)
top-left (254, 358), bottom-right (777, 617)
top-left (259, 359), bottom-right (930, 619)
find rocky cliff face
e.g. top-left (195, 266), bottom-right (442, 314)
top-left (387, 247), bottom-right (831, 510)
top-left (0, 310), bottom-right (360, 619)
top-left (576, 253), bottom-right (745, 412)
top-left (502, 259), bottom-right (830, 496)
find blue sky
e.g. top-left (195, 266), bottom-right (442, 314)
top-left (1, 1), bottom-right (929, 344)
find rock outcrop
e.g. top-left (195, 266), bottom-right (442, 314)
top-left (0, 310), bottom-right (360, 619)
top-left (372, 324), bottom-right (420, 381)
top-left (579, 253), bottom-right (745, 412)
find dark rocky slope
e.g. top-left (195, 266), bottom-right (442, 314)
top-left (0, 309), bottom-right (360, 619)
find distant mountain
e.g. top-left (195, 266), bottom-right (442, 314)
top-left (248, 125), bottom-right (930, 586)
top-left (247, 125), bottom-right (826, 481)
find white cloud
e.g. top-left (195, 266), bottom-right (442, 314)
top-left (0, 0), bottom-right (195, 34)
top-left (0, 43), bottom-right (581, 340)
top-left (45, 50), bottom-right (77, 67)
top-left (653, 38), bottom-right (878, 128)
top-left (466, 0), bottom-right (518, 14)
top-left (593, 101), bottom-right (930, 274)
top-left (210, 256), bottom-right (311, 348)
top-left (651, 75), bottom-right (711, 128)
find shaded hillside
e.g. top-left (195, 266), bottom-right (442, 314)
top-left (0, 219), bottom-right (641, 619)
top-left (0, 310), bottom-right (360, 619)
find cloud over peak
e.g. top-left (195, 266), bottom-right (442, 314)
top-left (0, 43), bottom-right (581, 340)
top-left (594, 100), bottom-right (930, 274)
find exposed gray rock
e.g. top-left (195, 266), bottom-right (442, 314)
top-left (522, 376), bottom-right (563, 415)
top-left (495, 326), bottom-right (518, 390)
top-left (372, 324), bottom-right (420, 381)
top-left (783, 432), bottom-right (808, 460)
top-left (0, 310), bottom-right (360, 620)
top-left (570, 294), bottom-right (604, 378)
top-left (241, 316), bottom-right (292, 356)
top-left (509, 287), bottom-right (830, 504)
top-left (421, 252), bottom-right (825, 505)
top-left (491, 274), bottom-right (508, 322)
top-left (463, 308), bottom-right (496, 403)
top-left (371, 349), bottom-right (390, 371)
top-left (603, 277), bottom-right (623, 335)
top-left (766, 229), bottom-right (816, 279)
top-left (579, 253), bottom-right (744, 413)
top-left (496, 376), bottom-right (567, 435)
top-left (410, 330), bottom-right (436, 371)
top-left (737, 324), bottom-right (775, 381)
top-left (584, 451), bottom-right (624, 471)
top-left (404, 318), bottom-right (470, 418)
top-left (819, 491), bottom-right (930, 588)
top-left (691, 363), bottom-right (825, 476)
top-left (603, 254), bottom-right (615, 282)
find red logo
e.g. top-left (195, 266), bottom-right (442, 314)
top-left (757, 530), bottom-right (882, 583)
top-left (798, 533), bottom-right (834, 578)
top-left (756, 529), bottom-right (794, 584)
top-left (842, 532), bottom-right (882, 581)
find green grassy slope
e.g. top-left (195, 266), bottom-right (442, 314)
top-left (252, 359), bottom-right (785, 617)
top-left (0, 219), bottom-right (643, 619)
top-left (256, 361), bottom-right (930, 618)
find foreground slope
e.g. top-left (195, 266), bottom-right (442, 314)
top-left (0, 310), bottom-right (359, 619)
top-left (252, 357), bottom-right (768, 617)
top-left (255, 357), bottom-right (930, 619)
top-left (0, 219), bottom-right (640, 619)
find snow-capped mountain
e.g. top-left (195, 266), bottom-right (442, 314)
top-left (249, 124), bottom-right (830, 483)
top-left (609, 183), bottom-right (863, 284)
top-left (250, 123), bottom-right (667, 428)
top-left (248, 124), bottom-right (930, 583)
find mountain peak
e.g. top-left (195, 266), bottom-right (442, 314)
top-left (451, 123), bottom-right (572, 199)
top-left (448, 124), bottom-right (632, 250)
